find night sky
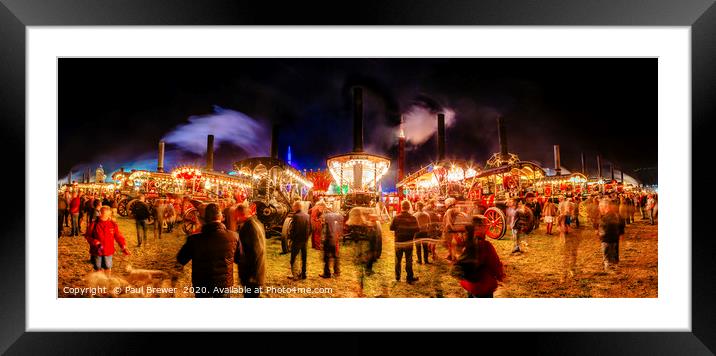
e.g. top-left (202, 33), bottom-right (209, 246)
top-left (59, 58), bottom-right (657, 187)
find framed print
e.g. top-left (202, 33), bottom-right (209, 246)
top-left (1, 0), bottom-right (714, 353)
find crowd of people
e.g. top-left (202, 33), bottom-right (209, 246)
top-left (58, 188), bottom-right (657, 298)
top-left (57, 191), bottom-right (122, 238)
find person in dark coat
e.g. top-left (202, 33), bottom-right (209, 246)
top-left (598, 199), bottom-right (625, 272)
top-left (451, 215), bottom-right (505, 298)
top-left (288, 201), bottom-right (311, 280)
top-left (235, 202), bottom-right (266, 297)
top-left (177, 203), bottom-right (242, 298)
top-left (389, 200), bottom-right (419, 284)
top-left (130, 194), bottom-right (151, 247)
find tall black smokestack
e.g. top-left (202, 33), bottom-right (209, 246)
top-left (437, 113), bottom-right (446, 161)
top-left (581, 152), bottom-right (586, 174)
top-left (497, 116), bottom-right (508, 164)
top-left (621, 169), bottom-right (624, 183)
top-left (353, 87), bottom-right (363, 152)
top-left (596, 155), bottom-right (602, 178)
top-left (270, 124), bottom-right (279, 160)
top-left (610, 163), bottom-right (615, 181)
top-left (206, 134), bottom-right (214, 171)
top-left (157, 141), bottom-right (165, 172)
top-left (68, 170), bottom-right (72, 185)
top-left (553, 145), bottom-right (562, 176)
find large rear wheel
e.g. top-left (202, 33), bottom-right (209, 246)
top-left (484, 207), bottom-right (507, 239)
top-left (182, 208), bottom-right (201, 235)
top-left (117, 198), bottom-right (130, 217)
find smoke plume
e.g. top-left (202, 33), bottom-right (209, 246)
top-left (402, 105), bottom-right (456, 145)
top-left (162, 105), bottom-right (269, 157)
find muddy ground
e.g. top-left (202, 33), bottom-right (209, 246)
top-left (58, 213), bottom-right (657, 298)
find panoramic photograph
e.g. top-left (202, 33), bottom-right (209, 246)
top-left (57, 58), bottom-right (658, 298)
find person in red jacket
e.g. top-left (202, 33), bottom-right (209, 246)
top-left (85, 206), bottom-right (131, 276)
top-left (69, 192), bottom-right (82, 236)
top-left (451, 215), bottom-right (505, 298)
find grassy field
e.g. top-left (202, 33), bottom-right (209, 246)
top-left (58, 213), bottom-right (657, 298)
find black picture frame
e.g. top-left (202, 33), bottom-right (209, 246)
top-left (1, 0), bottom-right (713, 354)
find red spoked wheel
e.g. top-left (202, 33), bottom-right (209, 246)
top-left (182, 208), bottom-right (201, 235)
top-left (484, 207), bottom-right (507, 239)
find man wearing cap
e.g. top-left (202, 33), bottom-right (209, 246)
top-left (177, 203), bottom-right (242, 298)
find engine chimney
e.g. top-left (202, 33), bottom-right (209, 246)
top-left (610, 163), bottom-right (615, 181)
top-left (353, 87), bottom-right (364, 152)
top-left (437, 113), bottom-right (446, 161)
top-left (497, 116), bottom-right (508, 164)
top-left (68, 170), bottom-right (72, 185)
top-left (581, 152), bottom-right (586, 174)
top-left (398, 116), bottom-right (406, 182)
top-left (553, 145), bottom-right (562, 176)
top-left (206, 134), bottom-right (215, 171)
top-left (621, 169), bottom-right (624, 183)
top-left (157, 141), bottom-right (165, 172)
top-left (596, 155), bottom-right (602, 178)
top-left (270, 124), bottom-right (279, 160)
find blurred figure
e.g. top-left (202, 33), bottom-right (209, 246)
top-left (84, 194), bottom-right (96, 228)
top-left (110, 194), bottom-right (119, 221)
top-left (639, 193), bottom-right (648, 219)
top-left (510, 200), bottom-right (530, 254)
top-left (525, 193), bottom-right (541, 231)
top-left (424, 200), bottom-right (441, 260)
top-left (85, 206), bottom-right (130, 277)
top-left (78, 193), bottom-right (86, 233)
top-left (153, 199), bottom-right (166, 240)
top-left (390, 200), bottom-right (419, 284)
top-left (619, 196), bottom-right (630, 225)
top-left (131, 194), bottom-right (151, 247)
top-left (542, 198), bottom-right (557, 235)
top-left (628, 195), bottom-right (636, 224)
top-left (58, 193), bottom-right (68, 238)
top-left (557, 196), bottom-right (571, 234)
top-left (223, 202), bottom-right (239, 232)
top-left (646, 194), bottom-right (657, 225)
top-left (572, 196), bottom-right (580, 228)
top-left (587, 196), bottom-right (601, 234)
top-left (177, 203), bottom-right (241, 298)
top-left (442, 197), bottom-right (461, 261)
top-left (559, 214), bottom-right (581, 282)
top-left (412, 201), bottom-right (431, 264)
top-left (90, 199), bottom-right (101, 223)
top-left (309, 201), bottom-right (325, 250)
top-left (598, 199), bottom-right (625, 272)
top-left (288, 201), bottom-right (311, 281)
top-left (63, 192), bottom-right (71, 228)
top-left (165, 199), bottom-right (177, 232)
top-left (451, 215), bottom-right (505, 298)
top-left (69, 192), bottom-right (81, 236)
top-left (235, 202), bottom-right (266, 297)
top-left (319, 205), bottom-right (343, 278)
